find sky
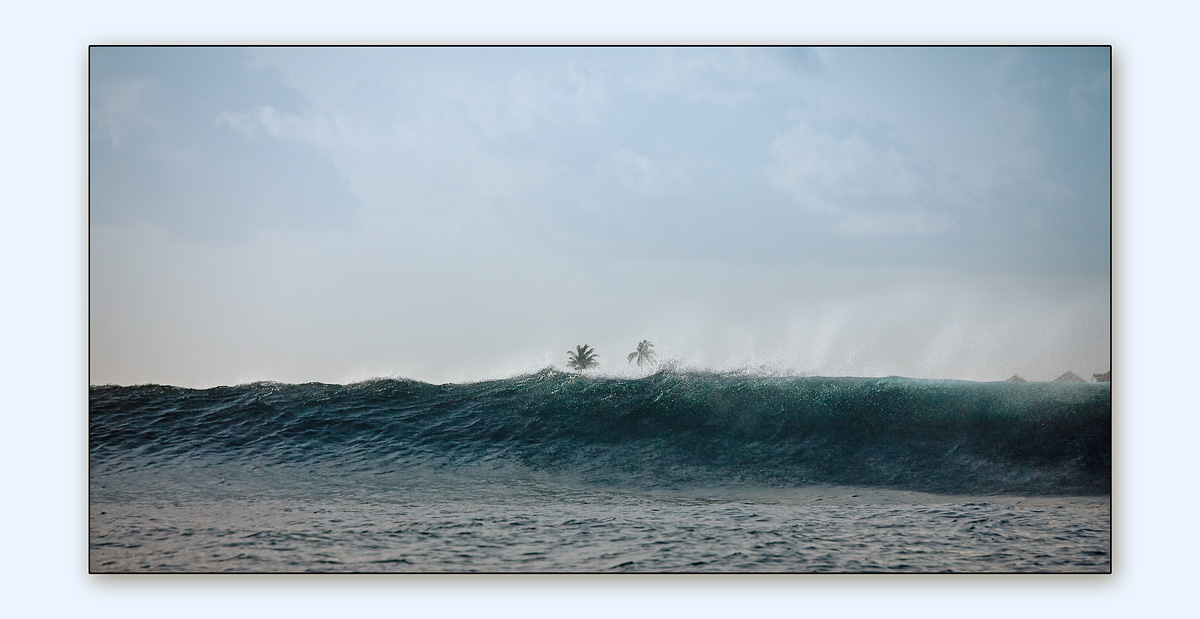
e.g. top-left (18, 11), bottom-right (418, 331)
top-left (89, 46), bottom-right (1111, 386)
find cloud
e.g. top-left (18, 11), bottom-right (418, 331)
top-left (89, 48), bottom-right (362, 244)
top-left (635, 48), bottom-right (823, 106)
top-left (767, 116), bottom-right (949, 234)
top-left (507, 58), bottom-right (613, 127)
top-left (611, 148), bottom-right (693, 195)
top-left (418, 55), bottom-right (619, 144)
top-left (88, 48), bottom-right (1110, 387)
top-left (216, 105), bottom-right (347, 150)
top-left (89, 76), bottom-right (156, 146)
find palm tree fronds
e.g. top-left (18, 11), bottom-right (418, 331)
top-left (567, 344), bottom-right (599, 372)
top-left (627, 340), bottom-right (657, 370)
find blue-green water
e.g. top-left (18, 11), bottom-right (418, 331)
top-left (90, 370), bottom-right (1111, 572)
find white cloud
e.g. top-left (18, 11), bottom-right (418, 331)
top-left (90, 76), bottom-right (156, 146)
top-left (770, 122), bottom-right (917, 205)
top-left (611, 148), bottom-right (692, 195)
top-left (508, 58), bottom-right (612, 126)
top-left (444, 57), bottom-right (617, 142)
top-left (215, 105), bottom-right (345, 150)
top-left (767, 117), bottom-right (947, 234)
top-left (634, 48), bottom-right (818, 106)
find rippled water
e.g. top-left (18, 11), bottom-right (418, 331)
top-left (90, 478), bottom-right (1110, 573)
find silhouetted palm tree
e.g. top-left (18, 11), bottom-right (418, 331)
top-left (567, 344), bottom-right (599, 372)
top-left (627, 340), bottom-right (657, 369)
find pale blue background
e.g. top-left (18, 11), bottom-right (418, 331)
top-left (3, 0), bottom-right (1191, 616)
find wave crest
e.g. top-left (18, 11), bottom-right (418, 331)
top-left (90, 371), bottom-right (1111, 495)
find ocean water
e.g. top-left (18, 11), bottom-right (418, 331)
top-left (89, 369), bottom-right (1111, 573)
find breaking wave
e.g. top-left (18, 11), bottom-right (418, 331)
top-left (90, 368), bottom-right (1111, 495)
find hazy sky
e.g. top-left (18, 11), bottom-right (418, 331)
top-left (89, 46), bottom-right (1110, 386)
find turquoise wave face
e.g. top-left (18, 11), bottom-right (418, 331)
top-left (90, 369), bottom-right (1111, 496)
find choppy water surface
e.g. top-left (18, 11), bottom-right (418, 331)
top-left (90, 478), bottom-right (1109, 573)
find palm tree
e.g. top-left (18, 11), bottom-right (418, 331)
top-left (567, 344), bottom-right (599, 373)
top-left (627, 340), bottom-right (657, 369)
